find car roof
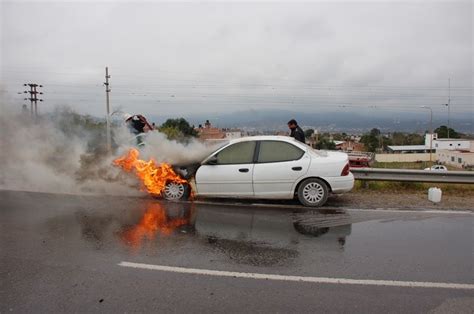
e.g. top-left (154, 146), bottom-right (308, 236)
top-left (227, 135), bottom-right (301, 145)
top-left (225, 135), bottom-right (312, 152)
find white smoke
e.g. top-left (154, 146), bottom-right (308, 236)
top-left (0, 105), bottom-right (218, 195)
top-left (137, 131), bottom-right (221, 165)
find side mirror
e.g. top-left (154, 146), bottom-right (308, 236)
top-left (206, 155), bottom-right (218, 165)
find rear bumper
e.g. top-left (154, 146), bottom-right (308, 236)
top-left (326, 173), bottom-right (354, 193)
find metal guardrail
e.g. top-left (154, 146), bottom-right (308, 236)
top-left (351, 168), bottom-right (474, 184)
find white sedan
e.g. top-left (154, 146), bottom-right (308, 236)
top-left (424, 165), bottom-right (448, 171)
top-left (164, 136), bottom-right (354, 207)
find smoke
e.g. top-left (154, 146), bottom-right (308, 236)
top-left (0, 105), bottom-right (218, 196)
top-left (136, 131), bottom-right (221, 165)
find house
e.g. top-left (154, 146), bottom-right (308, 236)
top-left (436, 140), bottom-right (474, 169)
top-left (387, 133), bottom-right (471, 154)
top-left (196, 120), bottom-right (243, 142)
top-left (196, 120), bottom-right (226, 140)
top-left (339, 141), bottom-right (365, 152)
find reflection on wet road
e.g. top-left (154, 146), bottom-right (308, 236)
top-left (119, 202), bottom-right (195, 249)
top-left (77, 198), bottom-right (353, 266)
top-left (1, 190), bottom-right (473, 313)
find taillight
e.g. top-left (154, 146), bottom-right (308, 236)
top-left (341, 163), bottom-right (350, 176)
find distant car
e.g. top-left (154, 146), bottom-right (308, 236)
top-left (164, 136), bottom-right (354, 207)
top-left (424, 165), bottom-right (448, 171)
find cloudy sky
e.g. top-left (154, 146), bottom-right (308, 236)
top-left (1, 0), bottom-right (472, 121)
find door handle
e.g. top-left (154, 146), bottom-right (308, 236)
top-left (292, 166), bottom-right (302, 171)
top-left (239, 168), bottom-right (249, 173)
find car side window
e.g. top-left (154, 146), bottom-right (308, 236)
top-left (258, 141), bottom-right (304, 163)
top-left (215, 141), bottom-right (256, 164)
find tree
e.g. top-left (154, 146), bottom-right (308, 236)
top-left (390, 132), bottom-right (405, 145)
top-left (435, 125), bottom-right (461, 139)
top-left (315, 138), bottom-right (336, 150)
top-left (406, 133), bottom-right (424, 145)
top-left (391, 132), bottom-right (424, 145)
top-left (332, 133), bottom-right (349, 141)
top-left (160, 118), bottom-right (198, 137)
top-left (360, 132), bottom-right (379, 152)
top-left (370, 128), bottom-right (381, 137)
top-left (304, 129), bottom-right (315, 138)
top-left (159, 125), bottom-right (182, 140)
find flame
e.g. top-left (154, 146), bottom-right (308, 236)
top-left (120, 202), bottom-right (192, 248)
top-left (114, 148), bottom-right (187, 196)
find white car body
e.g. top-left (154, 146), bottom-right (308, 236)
top-left (424, 165), bottom-right (448, 171)
top-left (191, 136), bottom-right (354, 201)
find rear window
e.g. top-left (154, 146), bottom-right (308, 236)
top-left (258, 141), bottom-right (304, 163)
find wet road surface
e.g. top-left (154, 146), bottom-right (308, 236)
top-left (1, 190), bottom-right (473, 313)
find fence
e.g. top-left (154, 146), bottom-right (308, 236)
top-left (351, 168), bottom-right (474, 184)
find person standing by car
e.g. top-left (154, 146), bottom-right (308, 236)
top-left (288, 119), bottom-right (305, 143)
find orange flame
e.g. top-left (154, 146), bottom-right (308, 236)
top-left (120, 202), bottom-right (192, 248)
top-left (114, 148), bottom-right (187, 196)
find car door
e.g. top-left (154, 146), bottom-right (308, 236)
top-left (195, 141), bottom-right (256, 197)
top-left (253, 140), bottom-right (311, 198)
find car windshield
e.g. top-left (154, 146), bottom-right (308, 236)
top-left (205, 140), bottom-right (230, 158)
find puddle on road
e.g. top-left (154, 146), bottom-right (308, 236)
top-left (66, 199), bottom-right (354, 266)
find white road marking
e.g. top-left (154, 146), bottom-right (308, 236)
top-left (118, 261), bottom-right (474, 290)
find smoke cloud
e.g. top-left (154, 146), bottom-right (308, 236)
top-left (0, 105), bottom-right (217, 196)
top-left (137, 131), bottom-right (221, 166)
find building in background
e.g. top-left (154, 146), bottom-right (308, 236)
top-left (387, 145), bottom-right (433, 154)
top-left (436, 140), bottom-right (474, 169)
top-left (196, 120), bottom-right (225, 140)
top-left (223, 129), bottom-right (243, 140)
top-left (386, 133), bottom-right (472, 154)
top-left (339, 141), bottom-right (365, 152)
top-left (196, 120), bottom-right (243, 143)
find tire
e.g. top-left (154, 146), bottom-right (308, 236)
top-left (297, 178), bottom-right (329, 207)
top-left (163, 181), bottom-right (191, 201)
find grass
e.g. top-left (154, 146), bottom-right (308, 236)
top-left (353, 180), bottom-right (474, 196)
top-left (360, 161), bottom-right (474, 195)
top-left (372, 161), bottom-right (462, 171)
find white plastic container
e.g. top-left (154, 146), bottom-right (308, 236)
top-left (428, 187), bottom-right (442, 203)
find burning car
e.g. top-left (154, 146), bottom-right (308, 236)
top-left (164, 136), bottom-right (354, 207)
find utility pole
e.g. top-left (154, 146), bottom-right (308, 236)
top-left (104, 67), bottom-right (111, 153)
top-left (23, 83), bottom-right (43, 121)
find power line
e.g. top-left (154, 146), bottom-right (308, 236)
top-left (23, 83), bottom-right (43, 121)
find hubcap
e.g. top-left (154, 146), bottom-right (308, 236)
top-left (164, 182), bottom-right (185, 200)
top-left (302, 182), bottom-right (324, 203)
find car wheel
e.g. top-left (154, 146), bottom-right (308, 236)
top-left (163, 181), bottom-right (190, 201)
top-left (297, 178), bottom-right (329, 207)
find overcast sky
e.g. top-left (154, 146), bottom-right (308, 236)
top-left (1, 0), bottom-right (472, 120)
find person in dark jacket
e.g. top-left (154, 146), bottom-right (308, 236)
top-left (125, 114), bottom-right (154, 146)
top-left (125, 114), bottom-right (154, 135)
top-left (287, 119), bottom-right (306, 143)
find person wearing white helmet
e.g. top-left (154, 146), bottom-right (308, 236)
top-left (122, 113), bottom-right (132, 121)
top-left (124, 113), bottom-right (154, 135)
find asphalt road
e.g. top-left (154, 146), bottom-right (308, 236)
top-left (1, 190), bottom-right (473, 313)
